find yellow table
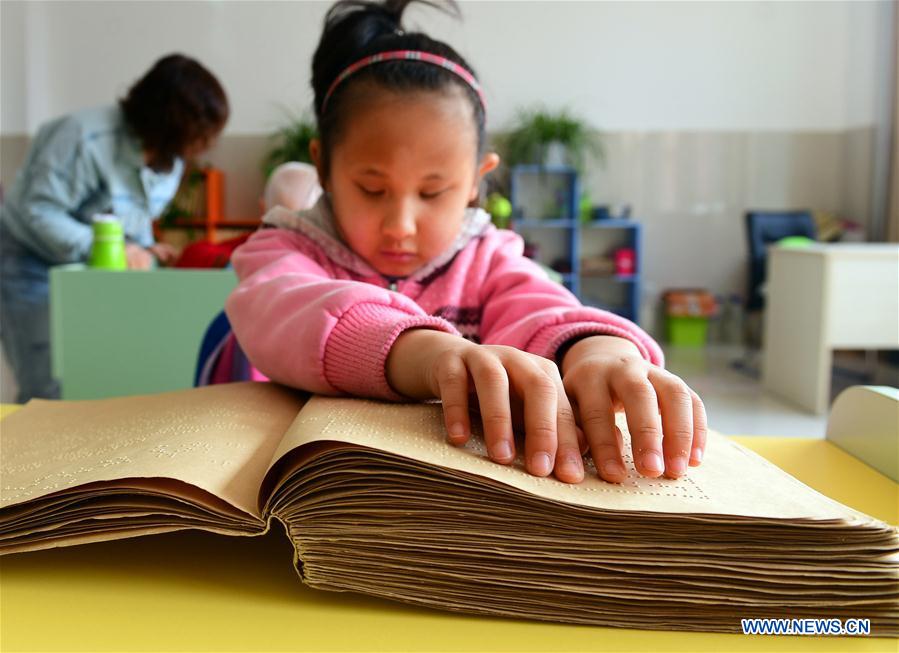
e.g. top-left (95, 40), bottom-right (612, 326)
top-left (1, 404), bottom-right (897, 652)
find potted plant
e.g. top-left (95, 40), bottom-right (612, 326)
top-left (497, 107), bottom-right (603, 174)
top-left (261, 110), bottom-right (318, 178)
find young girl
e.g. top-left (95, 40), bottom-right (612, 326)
top-left (226, 0), bottom-right (706, 485)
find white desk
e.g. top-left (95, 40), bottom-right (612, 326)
top-left (762, 243), bottom-right (899, 414)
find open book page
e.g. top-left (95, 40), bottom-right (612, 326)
top-left (272, 397), bottom-right (885, 525)
top-left (1, 382), bottom-right (305, 520)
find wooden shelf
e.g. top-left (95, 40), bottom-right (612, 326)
top-left (155, 167), bottom-right (264, 242)
top-left (581, 272), bottom-right (639, 282)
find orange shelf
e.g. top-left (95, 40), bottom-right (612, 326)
top-left (158, 218), bottom-right (261, 229)
top-left (155, 167), bottom-right (263, 242)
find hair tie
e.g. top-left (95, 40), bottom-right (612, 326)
top-left (321, 50), bottom-right (486, 117)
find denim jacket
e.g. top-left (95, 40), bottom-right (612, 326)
top-left (0, 105), bottom-right (182, 264)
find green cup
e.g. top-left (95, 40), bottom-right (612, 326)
top-left (89, 216), bottom-right (127, 270)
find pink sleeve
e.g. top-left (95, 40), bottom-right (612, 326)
top-left (479, 232), bottom-right (664, 367)
top-left (225, 228), bottom-right (459, 400)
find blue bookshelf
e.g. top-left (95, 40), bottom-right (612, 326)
top-left (509, 165), bottom-right (581, 297)
top-left (509, 165), bottom-right (643, 324)
top-left (581, 219), bottom-right (642, 324)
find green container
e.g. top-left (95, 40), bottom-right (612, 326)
top-left (89, 216), bottom-right (127, 270)
top-left (666, 316), bottom-right (708, 347)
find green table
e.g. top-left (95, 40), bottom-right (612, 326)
top-left (50, 265), bottom-right (237, 399)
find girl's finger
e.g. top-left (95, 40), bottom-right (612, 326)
top-left (545, 364), bottom-right (583, 483)
top-left (466, 351), bottom-right (515, 465)
top-left (433, 352), bottom-right (472, 446)
top-left (689, 388), bottom-right (708, 466)
top-left (567, 378), bottom-right (627, 483)
top-left (610, 372), bottom-right (664, 478)
top-left (564, 395), bottom-right (590, 454)
top-left (576, 425), bottom-right (589, 455)
top-left (649, 368), bottom-right (694, 479)
top-left (505, 356), bottom-right (559, 477)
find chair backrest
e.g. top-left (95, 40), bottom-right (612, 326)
top-left (745, 210), bottom-right (817, 311)
top-left (194, 310), bottom-right (233, 386)
top-left (195, 309), bottom-right (261, 386)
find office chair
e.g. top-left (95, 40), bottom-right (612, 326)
top-left (731, 210), bottom-right (817, 375)
top-left (745, 210), bottom-right (817, 312)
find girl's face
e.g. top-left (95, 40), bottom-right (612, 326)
top-left (312, 86), bottom-right (499, 278)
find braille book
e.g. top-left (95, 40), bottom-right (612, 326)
top-left (1, 382), bottom-right (897, 635)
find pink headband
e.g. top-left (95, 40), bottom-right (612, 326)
top-left (321, 49), bottom-right (487, 116)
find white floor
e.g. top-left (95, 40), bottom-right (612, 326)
top-left (662, 345), bottom-right (899, 438)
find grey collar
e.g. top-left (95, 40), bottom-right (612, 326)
top-left (262, 195), bottom-right (493, 283)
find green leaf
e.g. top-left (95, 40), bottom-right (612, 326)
top-left (261, 108), bottom-right (319, 178)
top-left (498, 106), bottom-right (604, 174)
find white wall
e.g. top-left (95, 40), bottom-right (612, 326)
top-left (0, 0), bottom-right (885, 135)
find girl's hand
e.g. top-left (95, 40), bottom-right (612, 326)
top-left (561, 335), bottom-right (707, 483)
top-left (387, 329), bottom-right (586, 483)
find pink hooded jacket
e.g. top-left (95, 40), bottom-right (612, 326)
top-left (225, 198), bottom-right (664, 401)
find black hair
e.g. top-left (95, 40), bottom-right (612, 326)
top-left (311, 0), bottom-right (485, 179)
top-left (119, 54), bottom-right (229, 171)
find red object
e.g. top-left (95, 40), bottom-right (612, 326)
top-left (174, 234), bottom-right (251, 269)
top-left (614, 247), bottom-right (636, 275)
